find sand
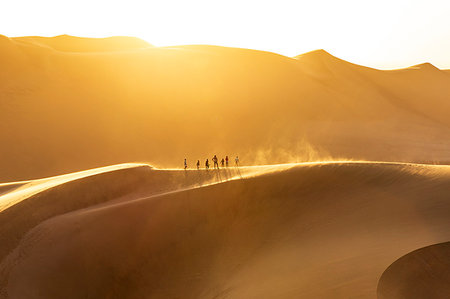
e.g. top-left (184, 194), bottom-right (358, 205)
top-left (378, 242), bottom-right (450, 298)
top-left (1, 35), bottom-right (450, 298)
top-left (1, 162), bottom-right (450, 298)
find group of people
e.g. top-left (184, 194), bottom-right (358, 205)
top-left (184, 155), bottom-right (239, 170)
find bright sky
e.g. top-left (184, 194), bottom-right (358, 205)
top-left (1, 0), bottom-right (449, 69)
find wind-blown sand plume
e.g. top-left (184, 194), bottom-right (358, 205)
top-left (377, 242), bottom-right (450, 299)
top-left (1, 36), bottom-right (450, 180)
top-left (2, 162), bottom-right (450, 298)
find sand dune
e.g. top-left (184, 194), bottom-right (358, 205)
top-left (2, 161), bottom-right (450, 298)
top-left (1, 35), bottom-right (450, 180)
top-left (377, 242), bottom-right (450, 299)
top-left (0, 183), bottom-right (26, 197)
top-left (0, 163), bottom-right (147, 212)
top-left (0, 162), bottom-right (286, 264)
top-left (1, 35), bottom-right (450, 297)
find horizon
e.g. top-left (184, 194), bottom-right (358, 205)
top-left (1, 0), bottom-right (449, 70)
top-left (4, 34), bottom-right (449, 71)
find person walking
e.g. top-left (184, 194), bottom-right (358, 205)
top-left (235, 156), bottom-right (239, 167)
top-left (225, 156), bottom-right (229, 167)
top-left (221, 158), bottom-right (225, 167)
top-left (184, 159), bottom-right (188, 170)
top-left (196, 160), bottom-right (200, 170)
top-left (205, 159), bottom-right (209, 170)
top-left (213, 155), bottom-right (219, 169)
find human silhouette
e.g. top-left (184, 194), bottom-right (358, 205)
top-left (221, 158), bottom-right (225, 167)
top-left (213, 155), bottom-right (219, 169)
top-left (235, 156), bottom-right (239, 167)
top-left (184, 159), bottom-right (187, 170)
top-left (225, 156), bottom-right (229, 167)
top-left (205, 159), bottom-right (209, 170)
top-left (196, 160), bottom-right (200, 170)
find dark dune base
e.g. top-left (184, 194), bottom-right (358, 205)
top-left (378, 242), bottom-right (450, 299)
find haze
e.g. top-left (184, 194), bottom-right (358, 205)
top-left (1, 2), bottom-right (450, 297)
top-left (2, 0), bottom-right (450, 69)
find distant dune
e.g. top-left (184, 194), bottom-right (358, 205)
top-left (11, 35), bottom-right (152, 52)
top-left (0, 35), bottom-right (450, 180)
top-left (1, 161), bottom-right (450, 298)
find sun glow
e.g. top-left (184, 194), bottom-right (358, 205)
top-left (1, 0), bottom-right (450, 69)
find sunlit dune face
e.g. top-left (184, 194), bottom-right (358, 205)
top-left (1, 34), bottom-right (450, 181)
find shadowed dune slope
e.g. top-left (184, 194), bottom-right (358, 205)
top-left (1, 35), bottom-right (450, 180)
top-left (0, 163), bottom-right (254, 263)
top-left (377, 242), bottom-right (450, 299)
top-left (2, 162), bottom-right (450, 298)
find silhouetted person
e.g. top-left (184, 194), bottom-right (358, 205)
top-left (221, 158), bottom-right (225, 167)
top-left (235, 156), bottom-right (239, 167)
top-left (205, 159), bottom-right (209, 170)
top-left (225, 156), bottom-right (229, 167)
top-left (184, 159), bottom-right (187, 170)
top-left (196, 160), bottom-right (200, 170)
top-left (213, 155), bottom-right (219, 169)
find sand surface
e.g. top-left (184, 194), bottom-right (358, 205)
top-left (1, 161), bottom-right (450, 298)
top-left (1, 35), bottom-right (450, 298)
top-left (378, 242), bottom-right (450, 298)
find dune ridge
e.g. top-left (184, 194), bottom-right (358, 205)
top-left (0, 163), bottom-right (147, 212)
top-left (1, 161), bottom-right (450, 298)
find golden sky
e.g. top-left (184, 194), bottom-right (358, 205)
top-left (2, 0), bottom-right (449, 69)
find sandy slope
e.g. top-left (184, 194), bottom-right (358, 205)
top-left (0, 163), bottom-right (287, 264)
top-left (1, 161), bottom-right (450, 298)
top-left (0, 163), bottom-right (147, 212)
top-left (1, 35), bottom-right (450, 180)
top-left (377, 242), bottom-right (450, 299)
